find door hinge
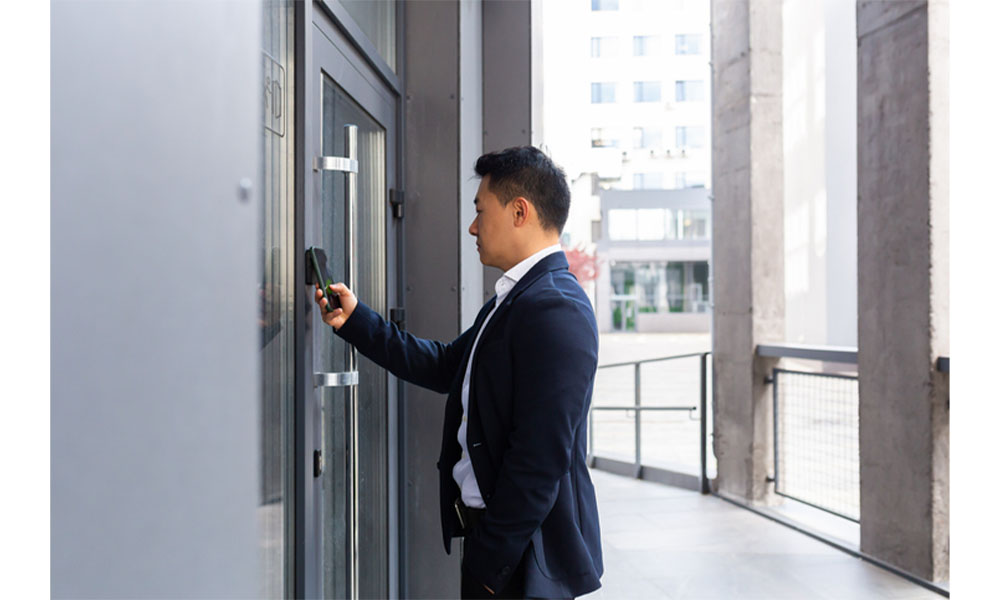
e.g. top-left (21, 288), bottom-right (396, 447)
top-left (390, 189), bottom-right (404, 219)
top-left (390, 308), bottom-right (406, 330)
top-left (313, 449), bottom-right (324, 477)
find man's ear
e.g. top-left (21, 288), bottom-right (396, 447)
top-left (511, 197), bottom-right (530, 227)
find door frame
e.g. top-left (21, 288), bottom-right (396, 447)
top-left (294, 1), bottom-right (404, 598)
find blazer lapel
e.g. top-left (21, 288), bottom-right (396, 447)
top-left (459, 295), bottom-right (497, 373)
top-left (473, 251), bottom-right (570, 346)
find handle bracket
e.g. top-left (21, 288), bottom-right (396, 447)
top-left (313, 371), bottom-right (359, 388)
top-left (313, 156), bottom-right (358, 173)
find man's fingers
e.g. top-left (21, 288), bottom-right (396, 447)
top-left (327, 282), bottom-right (350, 295)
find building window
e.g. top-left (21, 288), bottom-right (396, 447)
top-left (609, 208), bottom-right (677, 240)
top-left (591, 0), bottom-right (619, 11)
top-left (632, 126), bottom-right (662, 149)
top-left (633, 172), bottom-right (664, 189)
top-left (637, 208), bottom-right (666, 240)
top-left (675, 34), bottom-right (702, 55)
top-left (610, 261), bottom-right (711, 318)
top-left (675, 80), bottom-right (706, 102)
top-left (591, 82), bottom-right (617, 104)
top-left (675, 171), bottom-right (707, 188)
top-left (675, 125), bottom-right (706, 149)
top-left (632, 35), bottom-right (660, 57)
top-left (590, 36), bottom-right (618, 58)
top-left (591, 127), bottom-right (618, 148)
top-left (608, 209), bottom-right (638, 240)
top-left (675, 209), bottom-right (710, 240)
top-left (633, 81), bottom-right (661, 102)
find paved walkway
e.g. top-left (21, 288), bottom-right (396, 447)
top-left (581, 469), bottom-right (943, 600)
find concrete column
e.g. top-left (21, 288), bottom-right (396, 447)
top-left (403, 1), bottom-right (483, 596)
top-left (857, 0), bottom-right (949, 582)
top-left (710, 0), bottom-right (785, 503)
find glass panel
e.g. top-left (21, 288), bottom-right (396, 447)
top-left (259, 1), bottom-right (295, 597)
top-left (339, 0), bottom-right (396, 72)
top-left (636, 209), bottom-right (665, 240)
top-left (675, 33), bottom-right (702, 55)
top-left (591, 0), bottom-right (619, 11)
top-left (675, 80), bottom-right (706, 102)
top-left (591, 82), bottom-right (616, 104)
top-left (678, 209), bottom-right (709, 239)
top-left (321, 75), bottom-right (389, 600)
top-left (633, 81), bottom-right (661, 102)
top-left (632, 35), bottom-right (659, 57)
top-left (590, 36), bottom-right (618, 58)
top-left (320, 75), bottom-right (351, 600)
top-left (666, 263), bottom-right (684, 312)
top-left (607, 209), bottom-right (637, 240)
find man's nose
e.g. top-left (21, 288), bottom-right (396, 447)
top-left (468, 219), bottom-right (477, 236)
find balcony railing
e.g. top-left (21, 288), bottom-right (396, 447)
top-left (588, 351), bottom-right (712, 493)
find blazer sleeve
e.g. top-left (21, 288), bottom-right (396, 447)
top-left (334, 300), bottom-right (474, 394)
top-left (462, 292), bottom-right (599, 591)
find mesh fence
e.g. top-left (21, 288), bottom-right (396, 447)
top-left (774, 369), bottom-right (860, 521)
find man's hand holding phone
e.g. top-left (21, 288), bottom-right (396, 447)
top-left (314, 282), bottom-right (358, 330)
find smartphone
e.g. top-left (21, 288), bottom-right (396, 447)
top-left (309, 247), bottom-right (341, 312)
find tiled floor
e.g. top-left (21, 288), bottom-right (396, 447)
top-left (580, 469), bottom-right (943, 600)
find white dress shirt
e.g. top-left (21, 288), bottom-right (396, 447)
top-left (452, 243), bottom-right (563, 508)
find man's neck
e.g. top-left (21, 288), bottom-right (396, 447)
top-left (502, 238), bottom-right (560, 272)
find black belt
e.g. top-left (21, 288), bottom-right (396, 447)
top-left (454, 498), bottom-right (486, 536)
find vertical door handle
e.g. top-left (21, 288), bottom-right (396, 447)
top-left (342, 124), bottom-right (360, 600)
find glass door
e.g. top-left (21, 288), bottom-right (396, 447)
top-left (259, 1), bottom-right (295, 598)
top-left (303, 7), bottom-right (397, 598)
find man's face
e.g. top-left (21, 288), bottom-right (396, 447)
top-left (469, 176), bottom-right (516, 270)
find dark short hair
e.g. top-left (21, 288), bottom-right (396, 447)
top-left (474, 146), bottom-right (571, 233)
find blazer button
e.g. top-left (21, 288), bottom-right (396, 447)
top-left (501, 566), bottom-right (511, 576)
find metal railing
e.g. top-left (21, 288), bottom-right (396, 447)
top-left (588, 351), bottom-right (712, 493)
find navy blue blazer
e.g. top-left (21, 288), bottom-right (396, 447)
top-left (335, 251), bottom-right (603, 597)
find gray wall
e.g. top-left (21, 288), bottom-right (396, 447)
top-left (51, 1), bottom-right (261, 597)
top-left (401, 1), bottom-right (533, 596)
top-left (481, 0), bottom-right (535, 297)
top-left (402, 0), bottom-right (480, 596)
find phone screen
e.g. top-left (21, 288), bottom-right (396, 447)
top-left (310, 248), bottom-right (341, 312)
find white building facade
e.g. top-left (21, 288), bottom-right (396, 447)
top-left (539, 0), bottom-right (712, 332)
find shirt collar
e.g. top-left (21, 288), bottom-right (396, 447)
top-left (495, 243), bottom-right (562, 303)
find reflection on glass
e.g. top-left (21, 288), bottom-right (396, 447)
top-left (259, 1), bottom-right (295, 598)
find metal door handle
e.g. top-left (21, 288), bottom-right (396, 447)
top-left (313, 156), bottom-right (358, 173)
top-left (313, 371), bottom-right (359, 388)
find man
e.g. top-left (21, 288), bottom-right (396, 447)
top-left (314, 146), bottom-right (602, 599)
